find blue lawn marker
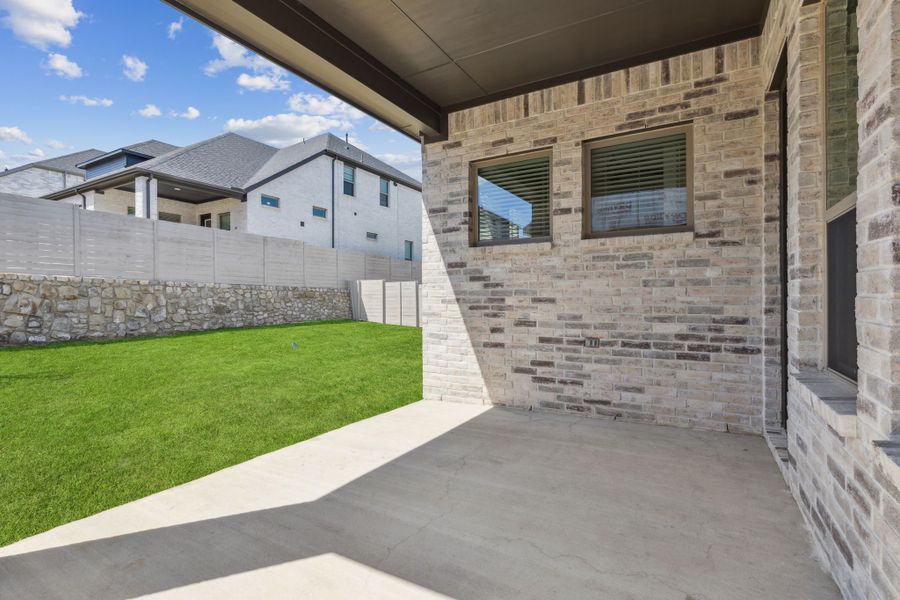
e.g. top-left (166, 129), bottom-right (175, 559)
top-left (291, 342), bottom-right (298, 349)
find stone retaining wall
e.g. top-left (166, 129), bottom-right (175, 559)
top-left (0, 273), bottom-right (351, 345)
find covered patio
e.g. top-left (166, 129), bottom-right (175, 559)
top-left (0, 401), bottom-right (839, 599)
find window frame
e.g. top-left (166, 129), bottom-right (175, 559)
top-left (581, 123), bottom-right (694, 239)
top-left (199, 213), bottom-right (212, 227)
top-left (379, 177), bottom-right (390, 207)
top-left (218, 212), bottom-right (231, 231)
top-left (822, 0), bottom-right (860, 385)
top-left (366, 231), bottom-right (378, 241)
top-left (312, 205), bottom-right (328, 219)
top-left (260, 194), bottom-right (280, 208)
top-left (343, 165), bottom-right (356, 196)
top-left (404, 240), bottom-right (413, 261)
top-left (468, 147), bottom-right (553, 248)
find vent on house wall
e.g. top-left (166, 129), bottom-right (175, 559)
top-left (585, 337), bottom-right (600, 348)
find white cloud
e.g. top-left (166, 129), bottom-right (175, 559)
top-left (236, 72), bottom-right (289, 92)
top-left (122, 54), bottom-right (147, 82)
top-left (137, 103), bottom-right (161, 118)
top-left (377, 152), bottom-right (420, 166)
top-left (167, 17), bottom-right (183, 40)
top-left (171, 106), bottom-right (200, 120)
top-left (60, 94), bottom-right (112, 107)
top-left (204, 33), bottom-right (273, 75)
top-left (288, 93), bottom-right (364, 120)
top-left (44, 52), bottom-right (81, 78)
top-left (0, 0), bottom-right (82, 50)
top-left (13, 147), bottom-right (44, 162)
top-left (204, 33), bottom-right (290, 93)
top-left (224, 113), bottom-right (348, 147)
top-left (368, 119), bottom-right (392, 132)
top-left (46, 139), bottom-right (66, 149)
top-left (0, 125), bottom-right (32, 144)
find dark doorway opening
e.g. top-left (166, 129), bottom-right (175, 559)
top-left (775, 51), bottom-right (789, 429)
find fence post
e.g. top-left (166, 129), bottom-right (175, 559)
top-left (263, 236), bottom-right (268, 286)
top-left (211, 228), bottom-right (217, 284)
top-left (152, 220), bottom-right (159, 281)
top-left (72, 204), bottom-right (81, 277)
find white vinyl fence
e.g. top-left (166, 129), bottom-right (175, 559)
top-left (350, 279), bottom-right (422, 327)
top-left (0, 195), bottom-right (421, 288)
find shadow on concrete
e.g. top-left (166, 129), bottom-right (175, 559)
top-left (0, 406), bottom-right (839, 600)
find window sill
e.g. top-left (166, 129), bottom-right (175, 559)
top-left (792, 371), bottom-right (858, 439)
top-left (580, 230), bottom-right (695, 249)
top-left (469, 241), bottom-right (552, 255)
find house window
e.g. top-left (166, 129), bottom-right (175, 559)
top-left (343, 165), bottom-right (355, 196)
top-left (312, 206), bottom-right (327, 218)
top-left (470, 149), bottom-right (551, 246)
top-left (218, 212), bottom-right (231, 231)
top-left (404, 240), bottom-right (413, 261)
top-left (261, 194), bottom-right (280, 208)
top-left (366, 231), bottom-right (378, 241)
top-left (128, 206), bottom-right (180, 222)
top-left (380, 177), bottom-right (390, 207)
top-left (583, 125), bottom-right (692, 238)
top-left (824, 0), bottom-right (859, 381)
top-left (200, 213), bottom-right (212, 227)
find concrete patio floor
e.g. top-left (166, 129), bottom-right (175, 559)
top-left (1, 400), bottom-right (840, 599)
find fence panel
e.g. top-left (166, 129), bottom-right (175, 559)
top-left (79, 210), bottom-right (154, 279)
top-left (265, 237), bottom-right (303, 287)
top-left (0, 195), bottom-right (420, 287)
top-left (400, 281), bottom-right (419, 326)
top-left (304, 245), bottom-right (338, 288)
top-left (365, 255), bottom-right (390, 280)
top-left (155, 221), bottom-right (214, 282)
top-left (337, 250), bottom-right (366, 288)
top-left (390, 259), bottom-right (412, 281)
top-left (384, 282), bottom-right (403, 325)
top-left (0, 196), bottom-right (75, 275)
top-left (214, 230), bottom-right (265, 285)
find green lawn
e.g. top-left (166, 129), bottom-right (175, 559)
top-left (0, 320), bottom-right (422, 547)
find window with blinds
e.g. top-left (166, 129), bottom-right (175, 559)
top-left (471, 151), bottom-right (551, 245)
top-left (584, 125), bottom-right (692, 237)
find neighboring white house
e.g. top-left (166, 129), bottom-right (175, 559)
top-left (0, 149), bottom-right (104, 198)
top-left (43, 133), bottom-right (422, 261)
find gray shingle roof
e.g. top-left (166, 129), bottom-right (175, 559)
top-left (245, 133), bottom-right (420, 190)
top-left (123, 140), bottom-right (181, 158)
top-left (138, 133), bottom-right (278, 190)
top-left (1, 148), bottom-right (105, 177)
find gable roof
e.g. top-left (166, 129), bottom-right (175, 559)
top-left (245, 133), bottom-right (421, 190)
top-left (77, 140), bottom-right (181, 169)
top-left (137, 133), bottom-right (278, 190)
top-left (44, 132), bottom-right (421, 199)
top-left (123, 140), bottom-right (182, 157)
top-left (1, 148), bottom-right (105, 177)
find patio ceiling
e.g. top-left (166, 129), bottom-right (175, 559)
top-left (164, 0), bottom-right (770, 141)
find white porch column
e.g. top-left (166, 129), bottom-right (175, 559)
top-left (147, 177), bottom-right (158, 220)
top-left (133, 176), bottom-right (158, 219)
top-left (134, 175), bottom-right (148, 218)
top-left (82, 190), bottom-right (95, 210)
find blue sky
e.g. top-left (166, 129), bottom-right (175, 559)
top-left (0, 0), bottom-right (422, 178)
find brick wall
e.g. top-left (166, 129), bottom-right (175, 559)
top-left (422, 39), bottom-right (766, 433)
top-left (760, 2), bottom-right (900, 598)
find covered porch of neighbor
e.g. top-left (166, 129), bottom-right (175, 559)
top-left (51, 172), bottom-right (246, 230)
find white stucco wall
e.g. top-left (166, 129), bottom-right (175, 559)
top-left (0, 168), bottom-right (84, 198)
top-left (247, 156), bottom-right (422, 261)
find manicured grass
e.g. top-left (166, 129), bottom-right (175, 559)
top-left (0, 320), bottom-right (422, 547)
